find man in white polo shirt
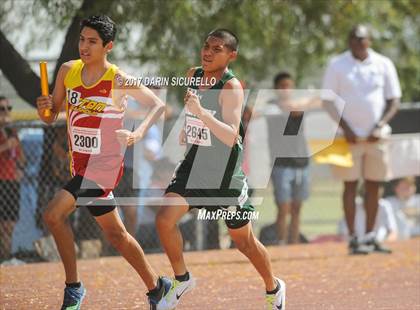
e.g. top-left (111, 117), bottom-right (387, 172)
top-left (322, 25), bottom-right (401, 255)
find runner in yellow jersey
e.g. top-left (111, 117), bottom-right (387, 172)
top-left (36, 15), bottom-right (171, 310)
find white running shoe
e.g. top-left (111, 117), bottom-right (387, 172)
top-left (265, 278), bottom-right (286, 310)
top-left (158, 274), bottom-right (196, 310)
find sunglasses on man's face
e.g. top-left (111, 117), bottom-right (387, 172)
top-left (0, 106), bottom-right (12, 112)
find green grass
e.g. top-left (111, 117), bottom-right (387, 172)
top-left (216, 180), bottom-right (344, 243)
top-left (254, 180), bottom-right (343, 238)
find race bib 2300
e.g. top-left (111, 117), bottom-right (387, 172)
top-left (71, 126), bottom-right (101, 154)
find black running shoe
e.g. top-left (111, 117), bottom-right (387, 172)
top-left (348, 236), bottom-right (371, 255)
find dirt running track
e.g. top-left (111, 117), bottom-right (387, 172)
top-left (1, 238), bottom-right (419, 309)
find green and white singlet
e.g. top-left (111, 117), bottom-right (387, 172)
top-left (165, 67), bottom-right (254, 229)
top-left (166, 68), bottom-right (253, 218)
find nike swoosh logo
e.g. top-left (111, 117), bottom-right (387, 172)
top-left (176, 287), bottom-right (189, 300)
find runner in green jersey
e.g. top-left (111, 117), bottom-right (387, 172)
top-left (156, 29), bottom-right (286, 310)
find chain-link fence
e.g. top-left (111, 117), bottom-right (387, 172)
top-left (3, 108), bottom-right (419, 264)
top-left (0, 119), bottom-right (231, 263)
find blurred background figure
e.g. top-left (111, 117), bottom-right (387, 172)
top-left (0, 95), bottom-right (26, 261)
top-left (114, 130), bottom-right (142, 238)
top-left (136, 157), bottom-right (180, 252)
top-left (260, 72), bottom-right (320, 245)
top-left (385, 177), bottom-right (420, 239)
top-left (269, 72), bottom-right (310, 245)
top-left (338, 186), bottom-right (398, 245)
top-left (133, 124), bottom-right (162, 230)
top-left (322, 25), bottom-right (401, 254)
top-left (51, 125), bottom-right (70, 192)
top-left (134, 87), bottom-right (166, 240)
top-left (115, 156), bottom-right (138, 240)
top-left (116, 87), bottom-right (165, 240)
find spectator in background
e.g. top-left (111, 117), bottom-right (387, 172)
top-left (385, 177), bottom-right (420, 239)
top-left (0, 96), bottom-right (26, 260)
top-left (322, 25), bottom-right (401, 254)
top-left (116, 94), bottom-right (163, 238)
top-left (338, 188), bottom-right (398, 244)
top-left (120, 123), bottom-right (162, 237)
top-left (51, 125), bottom-right (70, 191)
top-left (114, 143), bottom-right (141, 238)
top-left (135, 157), bottom-right (179, 252)
top-left (265, 72), bottom-right (318, 244)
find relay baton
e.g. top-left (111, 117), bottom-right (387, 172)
top-left (39, 62), bottom-right (51, 117)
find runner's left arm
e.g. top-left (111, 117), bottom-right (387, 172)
top-left (115, 71), bottom-right (165, 146)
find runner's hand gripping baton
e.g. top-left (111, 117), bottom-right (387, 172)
top-left (39, 62), bottom-right (51, 117)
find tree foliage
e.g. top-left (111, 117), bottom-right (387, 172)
top-left (1, 0), bottom-right (419, 104)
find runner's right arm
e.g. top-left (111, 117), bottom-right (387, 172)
top-left (36, 62), bottom-right (72, 124)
